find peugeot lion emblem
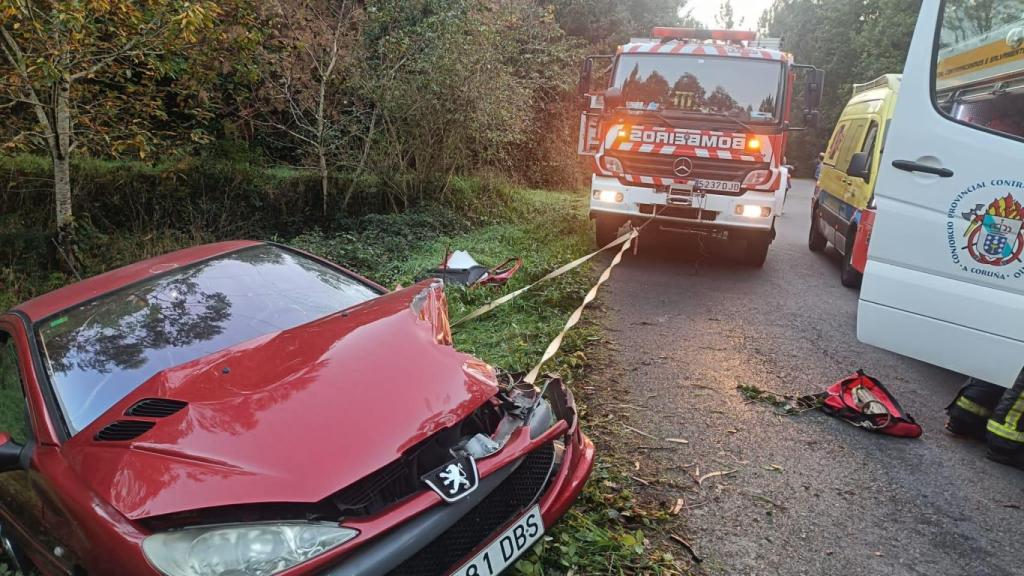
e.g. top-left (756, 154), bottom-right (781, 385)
top-left (672, 156), bottom-right (694, 177)
top-left (422, 453), bottom-right (480, 503)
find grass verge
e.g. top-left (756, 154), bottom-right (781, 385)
top-left (1, 187), bottom-right (682, 575)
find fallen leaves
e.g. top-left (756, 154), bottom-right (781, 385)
top-left (696, 469), bottom-right (737, 487)
top-left (669, 533), bottom-right (703, 564)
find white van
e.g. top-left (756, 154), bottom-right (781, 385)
top-left (858, 0), bottom-right (1024, 387)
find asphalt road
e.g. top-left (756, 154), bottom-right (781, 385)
top-left (597, 179), bottom-right (1023, 576)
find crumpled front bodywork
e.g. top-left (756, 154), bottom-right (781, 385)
top-left (63, 280), bottom-right (497, 520)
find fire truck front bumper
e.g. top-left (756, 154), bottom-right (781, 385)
top-left (588, 175), bottom-right (779, 234)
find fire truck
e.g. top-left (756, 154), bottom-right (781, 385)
top-left (578, 28), bottom-right (825, 266)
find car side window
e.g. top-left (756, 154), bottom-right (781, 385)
top-left (934, 1), bottom-right (1024, 141)
top-left (0, 333), bottom-right (29, 444)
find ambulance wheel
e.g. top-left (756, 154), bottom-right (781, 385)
top-left (595, 217), bottom-right (619, 249)
top-left (0, 521), bottom-right (31, 574)
top-left (841, 230), bottom-right (863, 288)
top-left (742, 233), bottom-right (771, 267)
top-left (808, 207), bottom-right (827, 252)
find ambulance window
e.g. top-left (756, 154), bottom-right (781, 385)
top-left (824, 121), bottom-right (850, 167)
top-left (835, 119), bottom-right (868, 173)
top-left (854, 122), bottom-right (880, 178)
top-left (934, 1), bottom-right (1024, 141)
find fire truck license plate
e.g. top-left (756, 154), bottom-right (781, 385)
top-left (697, 179), bottom-right (741, 193)
top-left (449, 506), bottom-right (544, 576)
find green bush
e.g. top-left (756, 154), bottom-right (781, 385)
top-left (0, 153), bottom-right (410, 238)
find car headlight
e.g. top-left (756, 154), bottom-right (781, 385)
top-left (142, 522), bottom-right (358, 576)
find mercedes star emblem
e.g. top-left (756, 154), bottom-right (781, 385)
top-left (672, 156), bottom-right (694, 177)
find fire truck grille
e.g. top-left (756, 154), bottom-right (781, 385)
top-left (616, 151), bottom-right (767, 186)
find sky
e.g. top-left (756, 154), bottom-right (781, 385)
top-left (688, 0), bottom-right (774, 30)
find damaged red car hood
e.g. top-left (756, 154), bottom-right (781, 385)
top-left (63, 284), bottom-right (498, 520)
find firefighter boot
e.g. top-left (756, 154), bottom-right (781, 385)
top-left (946, 378), bottom-right (1004, 439)
top-left (986, 372), bottom-right (1024, 470)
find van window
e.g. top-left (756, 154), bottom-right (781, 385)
top-left (823, 121), bottom-right (850, 166)
top-left (835, 119), bottom-right (868, 173)
top-left (934, 1), bottom-right (1024, 140)
top-left (856, 121), bottom-right (880, 177)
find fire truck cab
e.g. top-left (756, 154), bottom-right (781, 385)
top-left (578, 28), bottom-right (824, 266)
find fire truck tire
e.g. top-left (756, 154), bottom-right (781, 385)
top-left (808, 207), bottom-right (827, 252)
top-left (742, 232), bottom-right (772, 267)
top-left (841, 229), bottom-right (863, 288)
top-left (594, 217), bottom-right (619, 249)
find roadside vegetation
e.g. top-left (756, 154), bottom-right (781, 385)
top-left (0, 185), bottom-right (685, 575)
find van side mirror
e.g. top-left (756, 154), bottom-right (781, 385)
top-left (0, 432), bottom-right (24, 473)
top-left (578, 58), bottom-right (593, 110)
top-left (604, 87), bottom-right (624, 111)
top-left (847, 152), bottom-right (872, 181)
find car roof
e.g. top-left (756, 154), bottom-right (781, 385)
top-left (12, 240), bottom-right (263, 322)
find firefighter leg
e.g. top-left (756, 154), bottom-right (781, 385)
top-left (946, 378), bottom-right (1004, 439)
top-left (986, 372), bottom-right (1024, 469)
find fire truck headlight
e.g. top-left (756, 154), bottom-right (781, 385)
top-left (746, 137), bottom-right (761, 152)
top-left (742, 170), bottom-right (772, 187)
top-left (736, 205), bottom-right (771, 218)
top-left (595, 190), bottom-right (624, 204)
top-left (603, 156), bottom-right (624, 173)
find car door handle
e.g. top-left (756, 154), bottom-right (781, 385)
top-left (892, 160), bottom-right (954, 178)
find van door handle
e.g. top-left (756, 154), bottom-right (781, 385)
top-left (892, 160), bottom-right (954, 178)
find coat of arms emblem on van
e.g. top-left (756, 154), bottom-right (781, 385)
top-left (962, 194), bottom-right (1024, 267)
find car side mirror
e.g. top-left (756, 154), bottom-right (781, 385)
top-left (847, 152), bottom-right (872, 181)
top-left (0, 432), bottom-right (24, 473)
top-left (604, 87), bottom-right (624, 111)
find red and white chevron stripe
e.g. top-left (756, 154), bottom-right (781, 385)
top-left (617, 41), bottom-right (790, 62)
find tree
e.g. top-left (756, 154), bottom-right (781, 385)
top-left (0, 1), bottom-right (225, 252)
top-left (257, 0), bottom-right (362, 215)
top-left (715, 0), bottom-right (744, 30)
top-left (759, 0), bottom-right (920, 166)
top-left (542, 0), bottom-right (693, 48)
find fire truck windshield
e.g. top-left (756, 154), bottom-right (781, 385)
top-left (613, 54), bottom-right (784, 124)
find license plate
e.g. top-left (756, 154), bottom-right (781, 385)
top-left (449, 506), bottom-right (544, 576)
top-left (697, 179), bottom-right (741, 193)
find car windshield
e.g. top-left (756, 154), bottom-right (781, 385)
top-left (35, 245), bottom-right (380, 435)
top-left (614, 54), bottom-right (784, 124)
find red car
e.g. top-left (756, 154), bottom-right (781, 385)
top-left (0, 241), bottom-right (594, 576)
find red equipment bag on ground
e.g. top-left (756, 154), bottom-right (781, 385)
top-left (817, 370), bottom-right (923, 438)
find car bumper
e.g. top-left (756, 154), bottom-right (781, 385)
top-left (312, 379), bottom-right (594, 576)
top-left (589, 175), bottom-right (779, 233)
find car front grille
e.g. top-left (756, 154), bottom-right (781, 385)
top-left (616, 150), bottom-right (767, 184)
top-left (330, 404), bottom-right (502, 517)
top-left (386, 442), bottom-right (557, 576)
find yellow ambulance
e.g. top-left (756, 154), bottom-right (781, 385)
top-left (808, 74), bottom-right (900, 287)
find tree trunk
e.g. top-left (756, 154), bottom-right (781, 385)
top-left (54, 80), bottom-right (73, 231)
top-left (319, 148), bottom-right (329, 216)
top-left (52, 79), bottom-right (80, 275)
